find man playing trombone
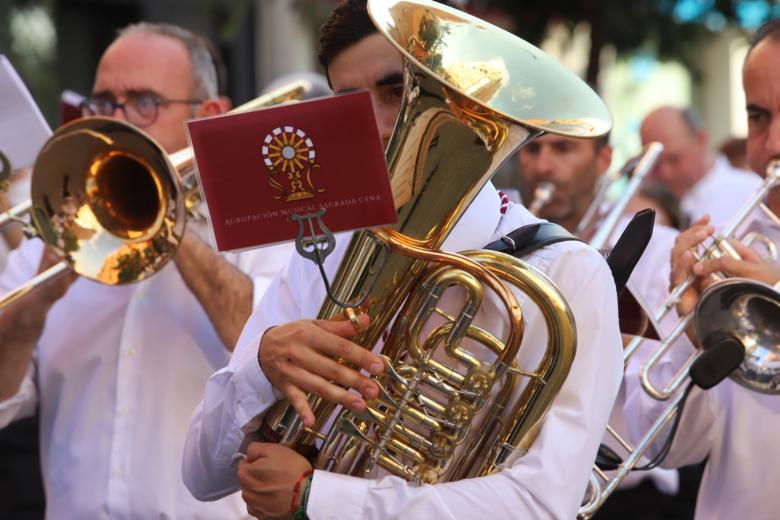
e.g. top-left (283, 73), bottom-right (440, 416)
top-left (622, 19), bottom-right (780, 520)
top-left (0, 23), bottom-right (291, 518)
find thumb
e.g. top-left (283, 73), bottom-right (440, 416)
top-left (244, 441), bottom-right (273, 463)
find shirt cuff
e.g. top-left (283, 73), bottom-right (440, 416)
top-left (307, 469), bottom-right (369, 520)
top-left (230, 337), bottom-right (283, 430)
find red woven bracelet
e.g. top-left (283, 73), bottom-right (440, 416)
top-left (290, 469), bottom-right (314, 514)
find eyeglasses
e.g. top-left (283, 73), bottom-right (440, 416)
top-left (80, 91), bottom-right (204, 127)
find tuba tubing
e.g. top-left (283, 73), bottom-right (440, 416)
top-left (262, 0), bottom-right (610, 485)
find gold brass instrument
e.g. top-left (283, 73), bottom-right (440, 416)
top-left (261, 0), bottom-right (611, 484)
top-left (0, 80), bottom-right (310, 308)
top-left (578, 159), bottom-right (780, 518)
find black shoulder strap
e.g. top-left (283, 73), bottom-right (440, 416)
top-left (484, 222), bottom-right (581, 258)
top-left (605, 209), bottom-right (655, 293)
top-left (484, 208), bottom-right (656, 295)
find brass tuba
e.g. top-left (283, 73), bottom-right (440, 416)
top-left (261, 0), bottom-right (612, 484)
top-left (0, 80), bottom-right (311, 308)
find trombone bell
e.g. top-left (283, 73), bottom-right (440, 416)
top-left (31, 116), bottom-right (185, 285)
top-left (695, 278), bottom-right (780, 394)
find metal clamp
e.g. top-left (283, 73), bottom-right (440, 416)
top-left (291, 207), bottom-right (336, 263)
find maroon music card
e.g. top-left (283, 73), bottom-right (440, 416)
top-left (187, 90), bottom-right (396, 253)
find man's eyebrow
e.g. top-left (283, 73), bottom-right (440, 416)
top-left (334, 72), bottom-right (404, 95)
top-left (90, 88), bottom-right (157, 98)
top-left (375, 72), bottom-right (403, 87)
top-left (91, 89), bottom-right (114, 98)
top-left (746, 103), bottom-right (769, 113)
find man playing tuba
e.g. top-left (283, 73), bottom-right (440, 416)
top-left (182, 1), bottom-right (624, 519)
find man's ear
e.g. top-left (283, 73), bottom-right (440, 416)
top-left (196, 98), bottom-right (228, 118)
top-left (597, 143), bottom-right (613, 174)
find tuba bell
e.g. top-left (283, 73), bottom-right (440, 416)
top-left (0, 80), bottom-right (311, 308)
top-left (260, 0), bottom-right (611, 484)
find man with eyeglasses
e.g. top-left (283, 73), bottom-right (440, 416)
top-left (0, 22), bottom-right (291, 518)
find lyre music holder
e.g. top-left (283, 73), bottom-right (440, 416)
top-left (291, 207), bottom-right (387, 310)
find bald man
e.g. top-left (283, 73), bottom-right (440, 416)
top-left (0, 23), bottom-right (292, 518)
top-left (640, 106), bottom-right (761, 227)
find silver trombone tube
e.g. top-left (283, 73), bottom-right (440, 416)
top-left (581, 160), bottom-right (780, 517)
top-left (576, 168), bottom-right (618, 237)
top-left (528, 181), bottom-right (554, 215)
top-left (588, 142), bottom-right (663, 250)
top-left (626, 159), bottom-right (780, 400)
top-left (0, 199), bottom-right (32, 228)
top-left (577, 387), bottom-right (687, 518)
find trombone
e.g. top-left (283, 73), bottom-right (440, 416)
top-left (524, 142), bottom-right (664, 245)
top-left (527, 181), bottom-right (554, 216)
top-left (583, 141), bottom-right (663, 249)
top-left (630, 159), bottom-right (780, 398)
top-left (578, 159), bottom-right (780, 518)
top-left (0, 80), bottom-right (311, 309)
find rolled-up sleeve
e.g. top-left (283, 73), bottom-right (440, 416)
top-left (224, 242), bottom-right (295, 310)
top-left (182, 258), bottom-right (299, 500)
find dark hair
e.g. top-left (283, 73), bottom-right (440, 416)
top-left (637, 181), bottom-right (687, 231)
top-left (318, 0), bottom-right (457, 80)
top-left (747, 18), bottom-right (780, 57)
top-left (593, 132), bottom-right (611, 151)
top-left (318, 0), bottom-right (374, 76)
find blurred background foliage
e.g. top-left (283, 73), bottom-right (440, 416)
top-left (1, 0), bottom-right (778, 126)
top-left (486, 0), bottom-right (779, 84)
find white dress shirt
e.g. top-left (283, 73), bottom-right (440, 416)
top-left (0, 220), bottom-right (294, 520)
top-left (682, 155), bottom-right (761, 227)
top-left (622, 209), bottom-right (780, 520)
top-left (183, 183), bottom-right (624, 520)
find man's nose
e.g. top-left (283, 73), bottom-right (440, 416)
top-left (379, 114), bottom-right (397, 150)
top-left (535, 148), bottom-right (557, 179)
top-left (765, 117), bottom-right (780, 161)
top-left (110, 103), bottom-right (128, 122)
